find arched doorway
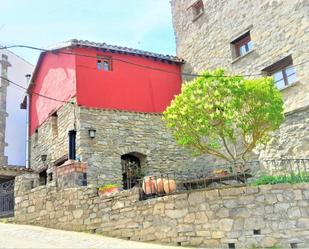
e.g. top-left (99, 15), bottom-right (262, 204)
top-left (121, 153), bottom-right (144, 190)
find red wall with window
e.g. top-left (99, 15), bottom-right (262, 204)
top-left (29, 47), bottom-right (182, 135)
top-left (75, 48), bottom-right (182, 112)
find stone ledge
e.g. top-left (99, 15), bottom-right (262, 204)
top-left (79, 106), bottom-right (163, 116)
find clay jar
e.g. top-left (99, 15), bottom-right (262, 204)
top-left (163, 179), bottom-right (176, 194)
top-left (142, 176), bottom-right (158, 194)
top-left (142, 176), bottom-right (176, 194)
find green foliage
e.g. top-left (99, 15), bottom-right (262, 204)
top-left (98, 183), bottom-right (119, 191)
top-left (252, 172), bottom-right (309, 186)
top-left (250, 244), bottom-right (282, 249)
top-left (163, 69), bottom-right (284, 163)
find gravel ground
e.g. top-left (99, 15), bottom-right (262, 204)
top-left (0, 223), bottom-right (182, 249)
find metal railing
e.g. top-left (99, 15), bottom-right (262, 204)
top-left (0, 179), bottom-right (15, 217)
top-left (137, 159), bottom-right (309, 201)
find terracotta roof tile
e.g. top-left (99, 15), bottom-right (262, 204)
top-left (53, 39), bottom-right (184, 64)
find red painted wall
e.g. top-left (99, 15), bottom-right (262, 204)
top-left (75, 48), bottom-right (182, 112)
top-left (29, 53), bottom-right (76, 135)
top-left (30, 47), bottom-right (182, 135)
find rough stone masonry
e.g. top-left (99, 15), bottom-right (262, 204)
top-left (14, 173), bottom-right (309, 248)
top-left (170, 0), bottom-right (309, 160)
top-left (30, 101), bottom-right (222, 186)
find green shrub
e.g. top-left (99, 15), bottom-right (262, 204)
top-left (252, 172), bottom-right (309, 186)
top-left (98, 183), bottom-right (119, 191)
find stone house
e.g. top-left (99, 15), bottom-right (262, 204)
top-left (170, 0), bottom-right (309, 160)
top-left (25, 39), bottom-right (205, 187)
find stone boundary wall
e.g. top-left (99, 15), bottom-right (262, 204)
top-left (14, 175), bottom-right (309, 248)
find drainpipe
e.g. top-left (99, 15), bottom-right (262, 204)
top-left (25, 74), bottom-right (31, 169)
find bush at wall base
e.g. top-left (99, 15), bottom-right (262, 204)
top-left (98, 184), bottom-right (120, 196)
top-left (252, 173), bottom-right (309, 186)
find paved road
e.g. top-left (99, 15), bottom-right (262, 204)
top-left (0, 223), bottom-right (181, 249)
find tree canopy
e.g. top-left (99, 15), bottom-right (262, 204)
top-left (163, 69), bottom-right (284, 163)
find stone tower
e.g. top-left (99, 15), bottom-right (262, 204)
top-left (0, 54), bottom-right (11, 166)
top-left (170, 0), bottom-right (309, 159)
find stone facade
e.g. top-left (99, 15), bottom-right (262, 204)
top-left (170, 0), bottom-right (309, 159)
top-left (171, 0), bottom-right (309, 112)
top-left (14, 174), bottom-right (309, 248)
top-left (29, 100), bottom-right (77, 172)
top-left (0, 54), bottom-right (10, 166)
top-left (259, 107), bottom-right (309, 160)
top-left (29, 101), bottom-right (220, 186)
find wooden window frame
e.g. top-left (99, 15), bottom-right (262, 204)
top-left (262, 55), bottom-right (297, 89)
top-left (97, 56), bottom-right (113, 71)
top-left (190, 0), bottom-right (204, 22)
top-left (231, 32), bottom-right (252, 58)
top-left (272, 66), bottom-right (296, 88)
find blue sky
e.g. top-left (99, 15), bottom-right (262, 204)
top-left (0, 0), bottom-right (176, 64)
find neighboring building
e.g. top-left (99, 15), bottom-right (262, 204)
top-left (171, 0), bottom-right (309, 159)
top-left (0, 49), bottom-right (33, 218)
top-left (26, 39), bottom-right (197, 186)
top-left (0, 49), bottom-right (33, 167)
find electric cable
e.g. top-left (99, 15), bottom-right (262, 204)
top-left (1, 44), bottom-right (308, 79)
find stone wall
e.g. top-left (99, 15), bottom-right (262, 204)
top-left (171, 0), bottom-right (309, 113)
top-left (77, 107), bottom-right (221, 185)
top-left (29, 100), bottom-right (77, 171)
top-left (14, 174), bottom-right (309, 248)
top-left (171, 0), bottom-right (309, 162)
top-left (30, 101), bottom-right (220, 186)
top-left (259, 106), bottom-right (309, 160)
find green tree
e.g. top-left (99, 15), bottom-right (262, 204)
top-left (163, 69), bottom-right (284, 165)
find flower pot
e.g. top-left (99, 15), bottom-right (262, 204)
top-left (98, 187), bottom-right (119, 196)
top-left (215, 172), bottom-right (229, 177)
top-left (213, 169), bottom-right (229, 177)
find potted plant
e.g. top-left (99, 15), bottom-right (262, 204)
top-left (213, 169), bottom-right (229, 177)
top-left (98, 183), bottom-right (119, 196)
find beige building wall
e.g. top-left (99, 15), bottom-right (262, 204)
top-left (171, 0), bottom-right (309, 159)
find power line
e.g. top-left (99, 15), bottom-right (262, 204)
top-left (1, 44), bottom-right (308, 105)
top-left (1, 44), bottom-right (308, 78)
top-left (0, 75), bottom-right (73, 104)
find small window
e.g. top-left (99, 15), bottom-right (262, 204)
top-left (39, 170), bottom-right (47, 186)
top-left (97, 56), bottom-right (112, 71)
top-left (48, 173), bottom-right (53, 182)
top-left (262, 55), bottom-right (297, 90)
top-left (51, 112), bottom-right (58, 137)
top-left (34, 129), bottom-right (39, 144)
top-left (191, 0), bottom-right (204, 21)
top-left (231, 31), bottom-right (253, 58)
top-left (97, 59), bottom-right (102, 70)
top-left (228, 243), bottom-right (236, 249)
top-left (290, 243), bottom-right (298, 248)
